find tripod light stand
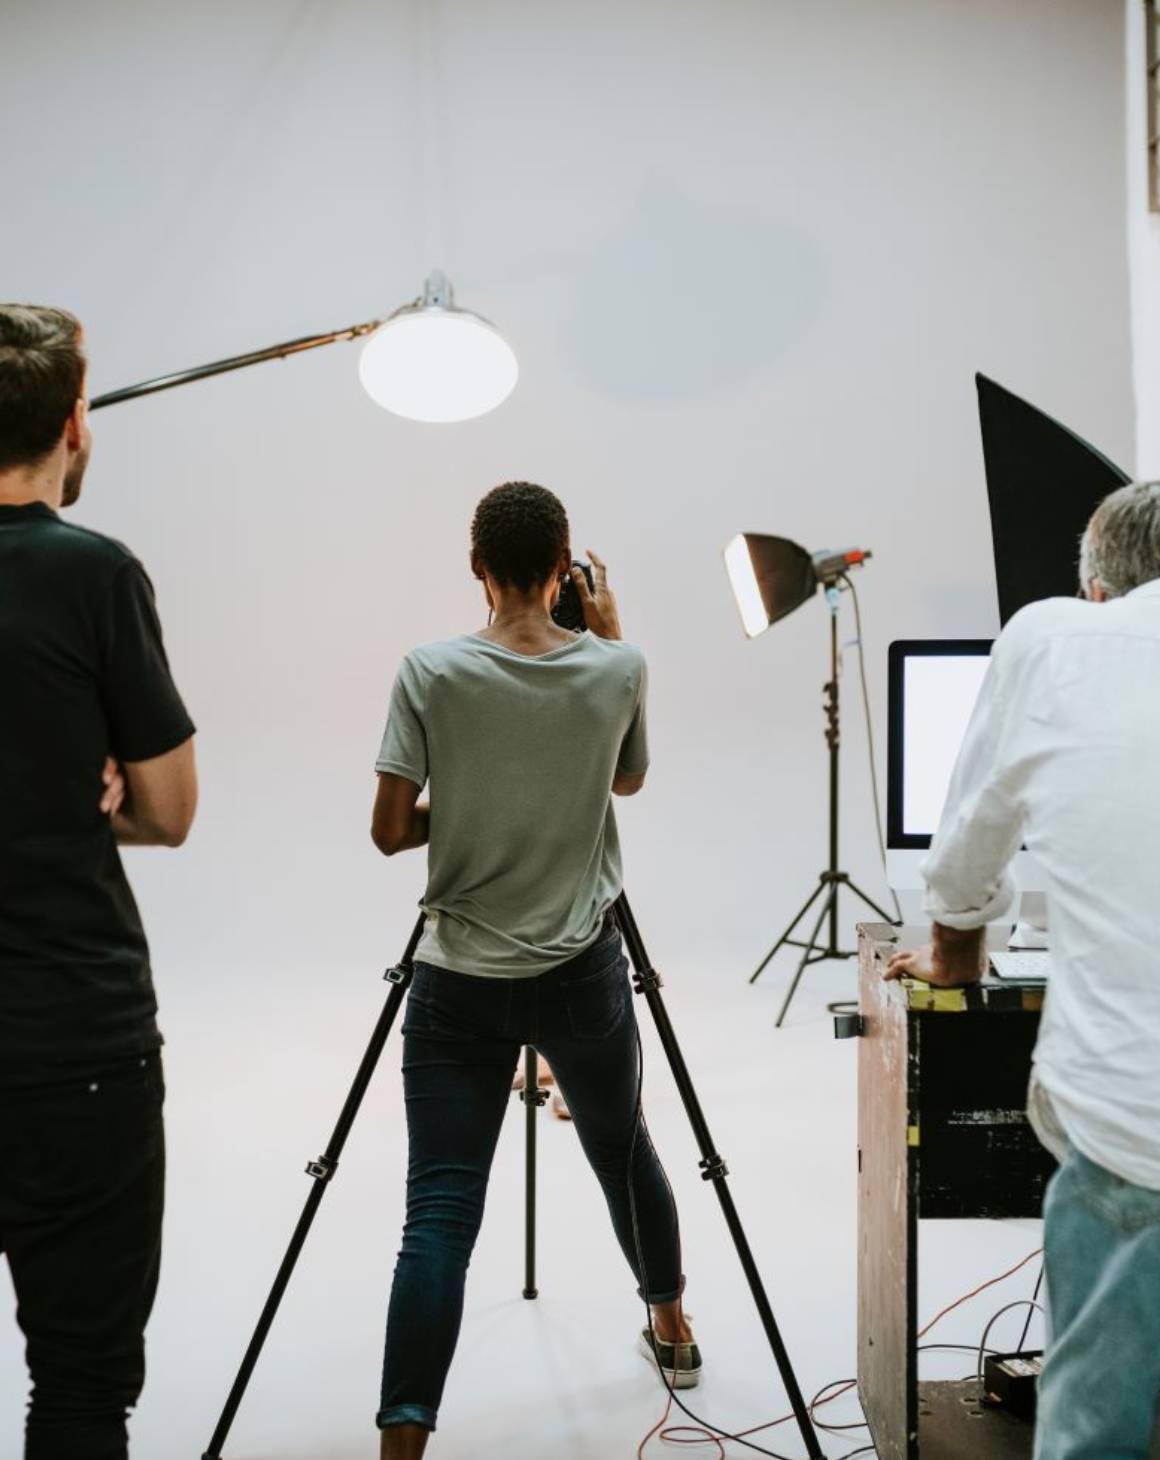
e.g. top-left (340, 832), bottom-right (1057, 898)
top-left (725, 534), bottom-right (895, 1026)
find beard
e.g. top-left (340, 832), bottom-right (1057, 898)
top-left (60, 439), bottom-right (91, 507)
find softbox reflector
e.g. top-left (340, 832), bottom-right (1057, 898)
top-left (725, 534), bottom-right (817, 636)
top-left (976, 373), bottom-right (1130, 624)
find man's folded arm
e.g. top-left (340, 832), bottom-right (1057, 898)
top-left (114, 737), bottom-right (198, 847)
top-left (100, 557), bottom-right (198, 847)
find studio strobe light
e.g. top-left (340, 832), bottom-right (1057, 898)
top-left (725, 533), bottom-right (895, 1026)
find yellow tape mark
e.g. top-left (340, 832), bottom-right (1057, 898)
top-left (907, 1123), bottom-right (921, 1147)
top-left (903, 981), bottom-right (968, 1012)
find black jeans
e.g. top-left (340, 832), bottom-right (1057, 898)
top-left (378, 916), bottom-right (684, 1432)
top-left (0, 1053), bottom-right (165, 1460)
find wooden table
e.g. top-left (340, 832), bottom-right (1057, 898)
top-left (855, 923), bottom-right (1055, 1460)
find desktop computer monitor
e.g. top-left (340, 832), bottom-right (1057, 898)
top-left (886, 639), bottom-right (1045, 900)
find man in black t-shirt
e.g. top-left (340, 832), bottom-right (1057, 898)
top-left (0, 305), bottom-right (197, 1460)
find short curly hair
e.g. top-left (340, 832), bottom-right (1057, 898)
top-left (471, 481), bottom-right (570, 593)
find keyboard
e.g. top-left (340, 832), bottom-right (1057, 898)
top-left (990, 950), bottom-right (1052, 983)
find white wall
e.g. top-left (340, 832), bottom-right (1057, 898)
top-left (1127, 0), bottom-right (1160, 474)
top-left (2, 0), bottom-right (1134, 987)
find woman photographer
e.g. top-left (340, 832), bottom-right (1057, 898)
top-left (370, 482), bottom-right (699, 1458)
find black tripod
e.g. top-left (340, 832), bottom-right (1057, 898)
top-left (200, 893), bottom-right (825, 1460)
top-left (517, 1044), bottom-right (550, 1300)
top-left (749, 589), bottom-right (894, 1027)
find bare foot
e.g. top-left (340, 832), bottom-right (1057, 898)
top-left (551, 1089), bottom-right (572, 1120)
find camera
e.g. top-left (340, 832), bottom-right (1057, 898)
top-left (551, 560), bottom-right (594, 633)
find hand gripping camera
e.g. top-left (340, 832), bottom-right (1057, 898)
top-left (550, 560), bottom-right (595, 633)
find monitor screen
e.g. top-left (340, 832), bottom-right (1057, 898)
top-left (887, 640), bottom-right (993, 848)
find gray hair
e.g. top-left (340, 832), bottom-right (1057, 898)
top-left (1078, 481), bottom-right (1160, 599)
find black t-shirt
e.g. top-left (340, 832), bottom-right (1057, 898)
top-left (0, 501), bottom-right (195, 1076)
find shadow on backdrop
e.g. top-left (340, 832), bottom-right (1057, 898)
top-left (564, 179), bottom-right (827, 401)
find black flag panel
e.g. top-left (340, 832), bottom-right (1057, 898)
top-left (976, 373), bottom-right (1130, 625)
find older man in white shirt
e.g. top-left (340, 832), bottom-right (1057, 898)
top-left (886, 481), bottom-right (1160, 1460)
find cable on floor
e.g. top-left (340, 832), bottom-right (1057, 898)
top-left (975, 1301), bottom-right (1045, 1380)
top-left (917, 1247), bottom-right (1042, 1338)
top-left (640, 1241), bottom-right (1047, 1456)
top-left (1015, 1262), bottom-right (1045, 1352)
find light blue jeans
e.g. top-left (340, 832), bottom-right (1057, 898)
top-left (1035, 1146), bottom-right (1160, 1460)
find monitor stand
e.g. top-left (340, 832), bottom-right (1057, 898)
top-left (1009, 891), bottom-right (1049, 949)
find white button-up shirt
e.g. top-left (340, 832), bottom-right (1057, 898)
top-left (923, 579), bottom-right (1160, 1190)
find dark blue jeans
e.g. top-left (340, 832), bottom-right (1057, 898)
top-left (378, 916), bottom-right (684, 1432)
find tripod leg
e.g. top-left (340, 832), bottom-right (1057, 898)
top-left (613, 895), bottom-right (825, 1460)
top-left (523, 1046), bottom-right (539, 1299)
top-left (200, 911), bottom-right (427, 1460)
top-left (748, 877), bottom-right (826, 985)
top-left (844, 875), bottom-right (899, 925)
top-left (774, 884), bottom-right (837, 1030)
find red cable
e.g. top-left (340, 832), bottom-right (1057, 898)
top-left (916, 1246), bottom-right (1042, 1339)
top-left (637, 1246), bottom-right (1043, 1455)
top-left (637, 1389), bottom-right (675, 1460)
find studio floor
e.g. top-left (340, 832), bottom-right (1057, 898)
top-left (0, 943), bottom-right (1044, 1460)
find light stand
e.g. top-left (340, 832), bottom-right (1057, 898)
top-left (200, 893), bottom-right (826, 1460)
top-left (518, 1044), bottom-right (549, 1300)
top-left (88, 319), bottom-right (384, 412)
top-left (748, 582), bottom-right (895, 1024)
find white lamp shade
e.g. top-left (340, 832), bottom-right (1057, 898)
top-left (724, 534), bottom-right (769, 638)
top-left (358, 308), bottom-right (518, 423)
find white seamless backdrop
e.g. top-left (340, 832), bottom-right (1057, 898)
top-left (0, 1), bottom-right (1137, 1452)
top-left (2, 0), bottom-right (1132, 979)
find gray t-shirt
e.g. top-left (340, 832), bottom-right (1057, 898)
top-left (376, 632), bottom-right (649, 977)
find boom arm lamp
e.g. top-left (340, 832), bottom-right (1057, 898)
top-left (88, 270), bottom-right (518, 424)
top-left (723, 533), bottom-right (892, 1026)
